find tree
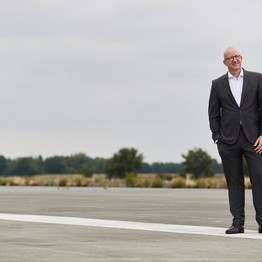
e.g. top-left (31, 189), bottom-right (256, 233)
top-left (8, 157), bottom-right (40, 176)
top-left (148, 162), bottom-right (183, 174)
top-left (0, 156), bottom-right (8, 176)
top-left (64, 153), bottom-right (107, 174)
top-left (93, 157), bottom-right (107, 173)
top-left (44, 156), bottom-right (68, 174)
top-left (211, 159), bottom-right (223, 174)
top-left (65, 153), bottom-right (92, 173)
top-left (106, 148), bottom-right (143, 178)
top-left (139, 163), bottom-right (152, 173)
top-left (81, 164), bottom-right (94, 177)
top-left (182, 148), bottom-right (214, 179)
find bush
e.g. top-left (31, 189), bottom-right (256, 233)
top-left (245, 177), bottom-right (252, 189)
top-left (58, 177), bottom-right (68, 187)
top-left (151, 176), bottom-right (164, 188)
top-left (72, 175), bottom-right (84, 187)
top-left (171, 177), bottom-right (186, 188)
top-left (194, 178), bottom-right (207, 188)
top-left (206, 178), bottom-right (227, 188)
top-left (0, 178), bottom-right (7, 185)
top-left (43, 178), bottom-right (57, 186)
top-left (125, 173), bottom-right (138, 187)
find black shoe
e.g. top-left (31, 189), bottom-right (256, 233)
top-left (225, 225), bottom-right (244, 234)
top-left (259, 225), bottom-right (262, 233)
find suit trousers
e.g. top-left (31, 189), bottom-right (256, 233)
top-left (217, 127), bottom-right (262, 226)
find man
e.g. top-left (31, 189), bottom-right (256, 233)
top-left (208, 47), bottom-right (262, 234)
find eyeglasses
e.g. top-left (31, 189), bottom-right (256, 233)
top-left (224, 54), bottom-right (242, 62)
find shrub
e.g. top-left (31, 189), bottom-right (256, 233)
top-left (151, 176), bottom-right (164, 188)
top-left (108, 178), bottom-right (125, 187)
top-left (135, 177), bottom-right (151, 188)
top-left (194, 178), bottom-right (207, 188)
top-left (58, 177), bottom-right (68, 187)
top-left (171, 177), bottom-right (186, 188)
top-left (0, 178), bottom-right (7, 185)
top-left (245, 177), bottom-right (252, 189)
top-left (125, 172), bottom-right (138, 187)
top-left (43, 179), bottom-right (57, 186)
top-left (72, 175), bottom-right (84, 187)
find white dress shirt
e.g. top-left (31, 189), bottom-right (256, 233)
top-left (228, 69), bottom-right (244, 107)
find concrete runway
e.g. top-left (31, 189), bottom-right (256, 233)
top-left (0, 187), bottom-right (261, 261)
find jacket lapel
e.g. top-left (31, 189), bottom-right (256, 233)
top-left (240, 69), bottom-right (249, 108)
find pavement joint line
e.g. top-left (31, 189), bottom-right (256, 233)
top-left (0, 213), bottom-right (261, 240)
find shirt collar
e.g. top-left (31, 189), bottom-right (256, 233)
top-left (228, 68), bottom-right (244, 79)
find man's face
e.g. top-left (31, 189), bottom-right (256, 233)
top-left (223, 49), bottom-right (242, 72)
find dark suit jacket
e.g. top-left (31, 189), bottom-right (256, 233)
top-left (208, 69), bottom-right (262, 144)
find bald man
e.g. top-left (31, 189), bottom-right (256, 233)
top-left (208, 47), bottom-right (262, 234)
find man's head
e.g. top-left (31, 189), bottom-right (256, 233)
top-left (223, 47), bottom-right (242, 75)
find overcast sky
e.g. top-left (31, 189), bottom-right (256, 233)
top-left (1, 0), bottom-right (262, 163)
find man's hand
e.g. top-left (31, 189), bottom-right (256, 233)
top-left (254, 136), bottom-right (262, 154)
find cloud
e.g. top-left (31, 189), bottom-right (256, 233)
top-left (1, 0), bottom-right (262, 162)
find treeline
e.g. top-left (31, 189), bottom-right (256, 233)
top-left (0, 153), bottom-right (223, 177)
top-left (141, 160), bottom-right (222, 174)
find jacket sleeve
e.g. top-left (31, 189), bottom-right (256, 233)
top-left (208, 81), bottom-right (221, 142)
top-left (258, 73), bottom-right (262, 136)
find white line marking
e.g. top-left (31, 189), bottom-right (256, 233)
top-left (0, 213), bottom-right (261, 239)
